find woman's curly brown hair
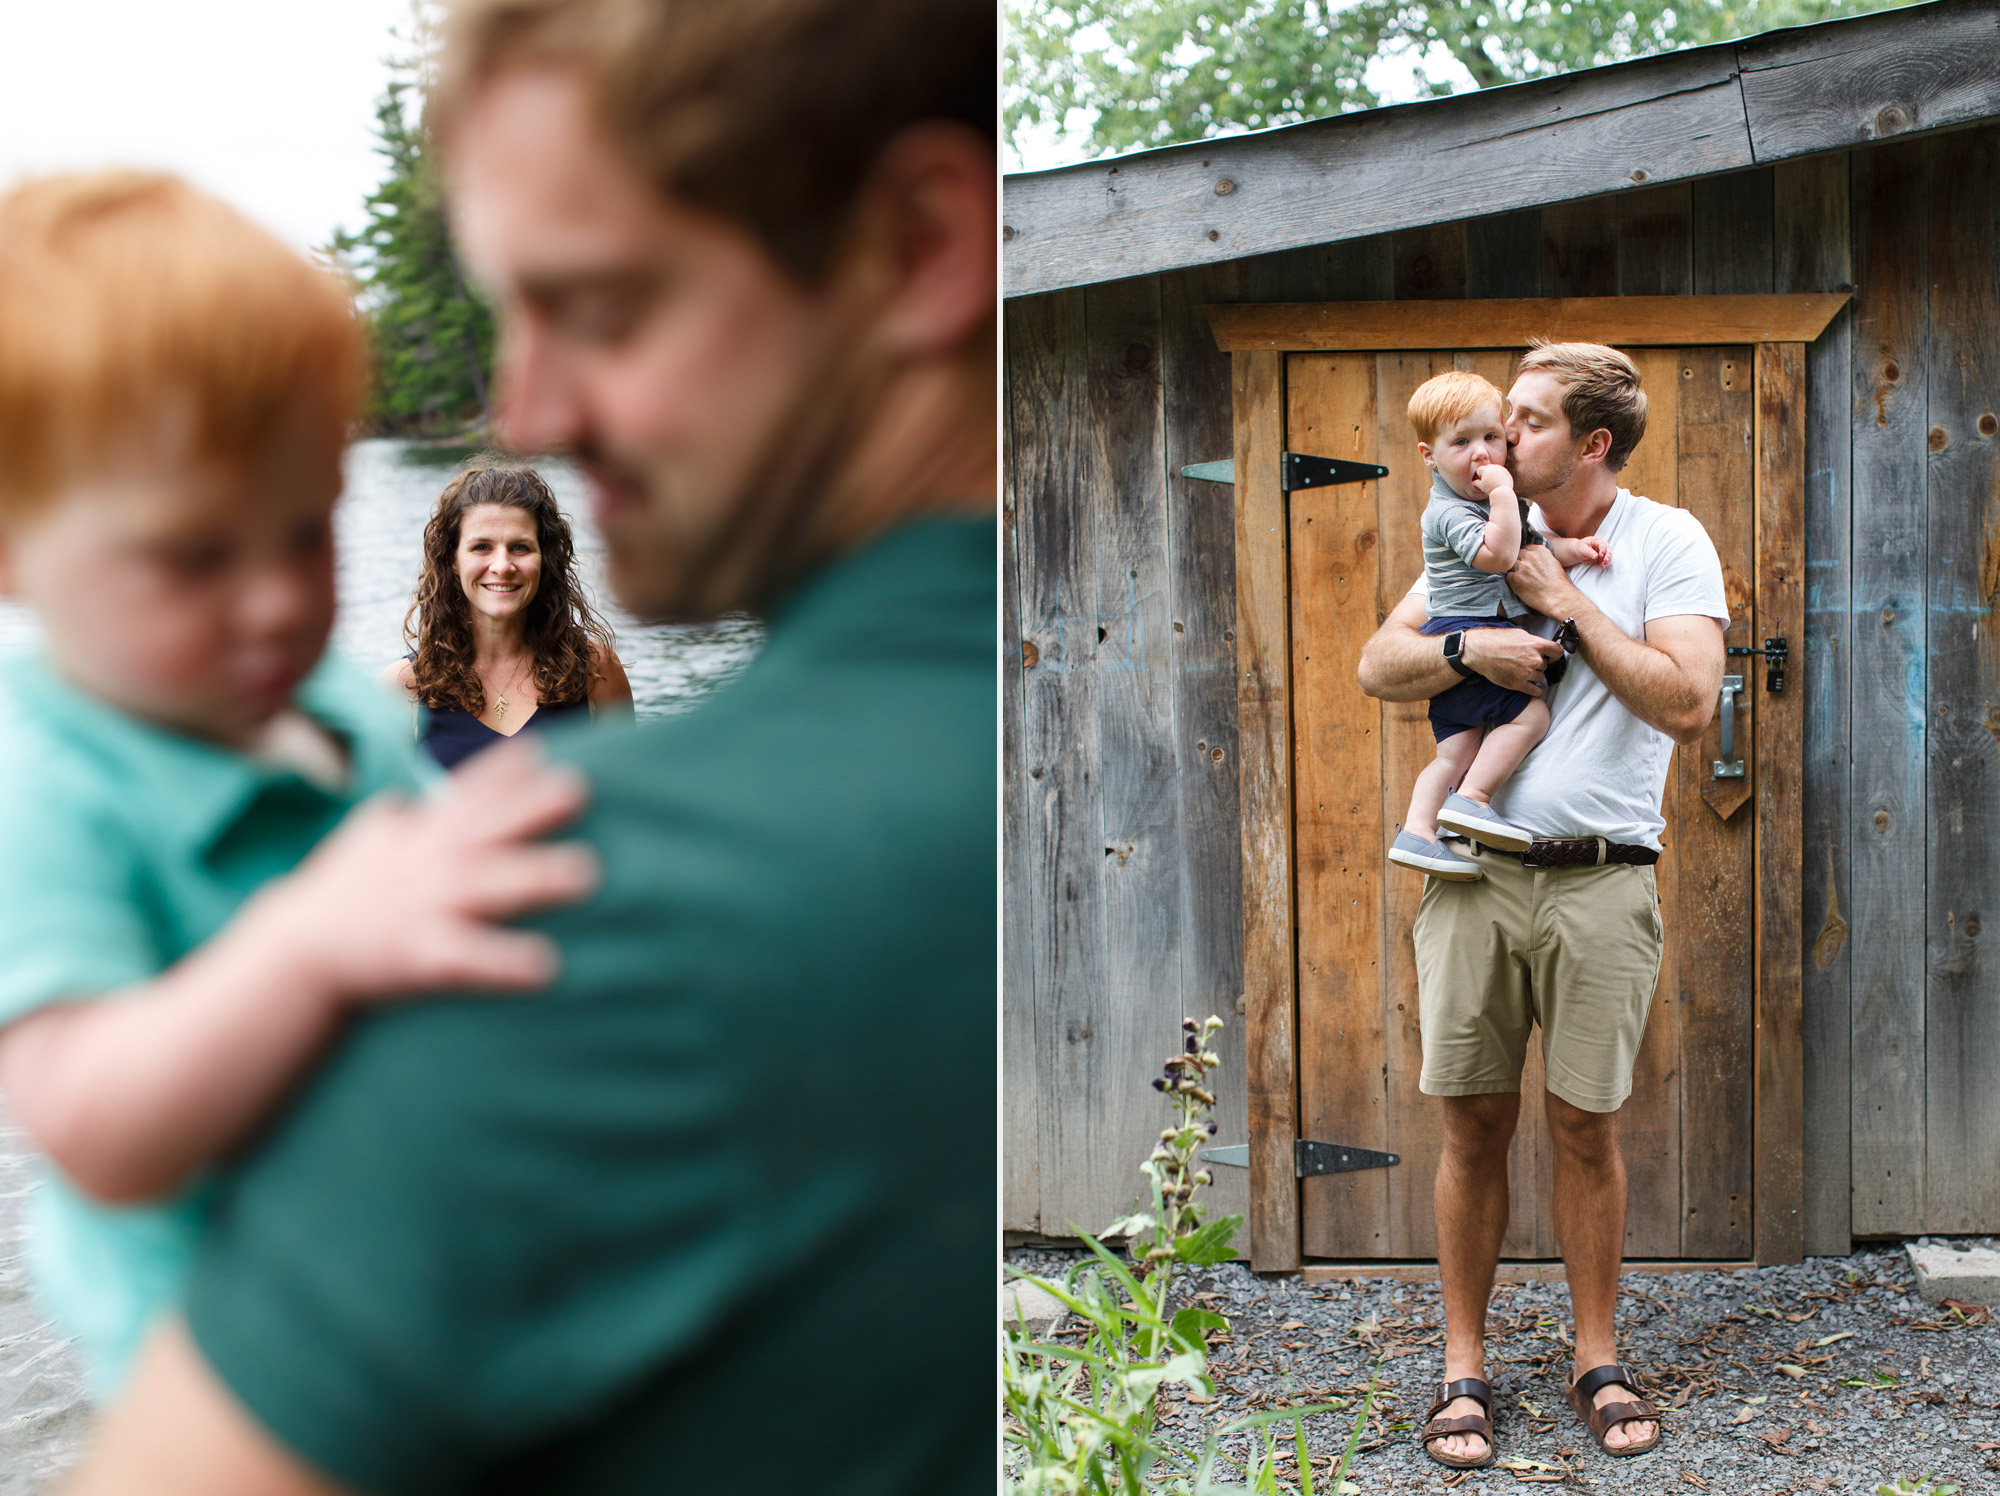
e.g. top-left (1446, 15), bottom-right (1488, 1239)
top-left (403, 463), bottom-right (616, 716)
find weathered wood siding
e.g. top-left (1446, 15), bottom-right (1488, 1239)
top-left (1005, 273), bottom-right (1252, 1239)
top-left (1003, 127), bottom-right (2000, 1252)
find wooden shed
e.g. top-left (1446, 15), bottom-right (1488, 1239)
top-left (1002, 0), bottom-right (2000, 1272)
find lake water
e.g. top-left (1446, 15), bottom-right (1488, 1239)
top-left (0, 439), bottom-right (766, 719)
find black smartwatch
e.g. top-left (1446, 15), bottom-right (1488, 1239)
top-left (1441, 630), bottom-right (1476, 680)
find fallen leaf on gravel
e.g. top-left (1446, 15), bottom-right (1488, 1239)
top-left (1784, 1309), bottom-right (1817, 1323)
top-left (1748, 1305), bottom-right (1782, 1319)
top-left (1775, 1364), bottom-right (1809, 1378)
top-left (1277, 1320), bottom-right (1304, 1331)
top-left (1754, 1426), bottom-right (1792, 1450)
top-left (1743, 1395), bottom-right (1768, 1404)
top-left (1973, 1440), bottom-right (2000, 1451)
top-left (1943, 1299), bottom-right (1993, 1324)
top-left (1498, 1455), bottom-right (1566, 1482)
top-left (1730, 1405), bottom-right (1758, 1424)
top-left (1919, 1355), bottom-right (1931, 1379)
top-left (1680, 1471), bottom-right (1710, 1489)
top-left (1815, 1330), bottom-right (1856, 1347)
top-left (1280, 1342), bottom-right (1304, 1351)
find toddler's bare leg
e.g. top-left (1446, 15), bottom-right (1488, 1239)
top-left (1456, 699), bottom-right (1550, 805)
top-left (1405, 730), bottom-right (1483, 839)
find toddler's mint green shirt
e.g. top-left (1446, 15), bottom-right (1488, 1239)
top-left (0, 653), bottom-right (424, 1393)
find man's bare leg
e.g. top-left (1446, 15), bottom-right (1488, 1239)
top-left (1545, 1091), bottom-right (1655, 1449)
top-left (1431, 1091), bottom-right (1520, 1461)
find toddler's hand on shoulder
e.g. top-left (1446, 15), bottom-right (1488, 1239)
top-left (1579, 537), bottom-right (1610, 568)
top-left (248, 741), bottom-right (600, 1004)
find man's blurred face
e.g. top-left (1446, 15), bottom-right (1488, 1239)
top-left (447, 68), bottom-right (844, 618)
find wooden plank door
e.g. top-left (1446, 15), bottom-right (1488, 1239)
top-left (1281, 345), bottom-right (1800, 1263)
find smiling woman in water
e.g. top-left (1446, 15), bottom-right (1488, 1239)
top-left (386, 463), bottom-right (633, 769)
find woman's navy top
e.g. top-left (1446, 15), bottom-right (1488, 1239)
top-left (418, 695), bottom-right (591, 770)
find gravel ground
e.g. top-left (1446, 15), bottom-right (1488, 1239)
top-left (0, 1116), bottom-right (89, 1492)
top-left (1008, 1245), bottom-right (2000, 1494)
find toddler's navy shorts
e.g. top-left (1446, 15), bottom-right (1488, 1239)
top-left (1419, 614), bottom-right (1536, 744)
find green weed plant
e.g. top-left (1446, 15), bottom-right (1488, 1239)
top-left (1003, 1016), bottom-right (1373, 1493)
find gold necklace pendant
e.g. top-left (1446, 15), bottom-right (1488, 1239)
top-left (495, 693), bottom-right (508, 721)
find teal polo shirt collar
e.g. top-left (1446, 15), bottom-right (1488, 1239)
top-left (2, 654), bottom-right (401, 860)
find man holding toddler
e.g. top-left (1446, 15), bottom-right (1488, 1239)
top-left (67, 0), bottom-right (995, 1490)
top-left (1358, 343), bottom-right (1728, 1467)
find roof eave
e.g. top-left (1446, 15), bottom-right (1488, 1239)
top-left (1002, 0), bottom-right (2000, 298)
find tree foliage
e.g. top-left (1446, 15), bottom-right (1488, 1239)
top-left (1006, 0), bottom-right (1913, 163)
top-left (330, 7), bottom-right (492, 436)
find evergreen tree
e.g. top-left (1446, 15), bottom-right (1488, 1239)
top-left (330, 10), bottom-right (492, 436)
top-left (1007, 0), bottom-right (1914, 164)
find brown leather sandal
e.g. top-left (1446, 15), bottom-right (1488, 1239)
top-left (1417, 1377), bottom-right (1497, 1469)
top-left (1567, 1363), bottom-right (1661, 1457)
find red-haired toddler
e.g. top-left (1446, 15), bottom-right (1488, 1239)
top-left (1388, 371), bottom-right (1609, 881)
top-left (0, 173), bottom-right (596, 1390)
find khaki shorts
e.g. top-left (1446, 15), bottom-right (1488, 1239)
top-left (1412, 844), bottom-right (1663, 1113)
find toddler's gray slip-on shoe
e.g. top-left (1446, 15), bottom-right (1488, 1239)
top-left (1436, 791), bottom-right (1532, 852)
top-left (1389, 829), bottom-right (1482, 881)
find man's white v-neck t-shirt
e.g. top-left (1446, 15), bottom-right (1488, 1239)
top-left (1411, 487), bottom-right (1728, 850)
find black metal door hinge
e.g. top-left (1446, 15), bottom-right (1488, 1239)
top-left (1180, 454), bottom-right (1389, 490)
top-left (1283, 453), bottom-right (1389, 490)
top-left (1199, 1140), bottom-right (1401, 1176)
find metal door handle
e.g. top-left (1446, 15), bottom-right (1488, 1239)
top-left (1713, 674), bottom-right (1745, 779)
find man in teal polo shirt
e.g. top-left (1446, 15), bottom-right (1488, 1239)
top-left (71, 0), bottom-right (996, 1490)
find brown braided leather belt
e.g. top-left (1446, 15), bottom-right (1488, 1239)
top-left (1464, 836), bottom-right (1659, 868)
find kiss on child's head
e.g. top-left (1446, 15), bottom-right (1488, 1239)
top-left (1408, 369), bottom-right (1509, 502)
top-left (0, 172), bottom-right (364, 747)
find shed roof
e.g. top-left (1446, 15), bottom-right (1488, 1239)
top-left (1003, 0), bottom-right (2000, 298)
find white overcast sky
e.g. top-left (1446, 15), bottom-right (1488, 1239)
top-left (0, 0), bottom-right (415, 251)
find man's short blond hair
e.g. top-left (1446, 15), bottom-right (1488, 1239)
top-left (1407, 370), bottom-right (1505, 447)
top-left (432, 0), bottom-right (992, 284)
top-left (0, 172), bottom-right (363, 514)
top-left (1516, 341), bottom-right (1647, 471)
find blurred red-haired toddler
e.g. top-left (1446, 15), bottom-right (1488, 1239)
top-left (0, 173), bottom-right (596, 1390)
